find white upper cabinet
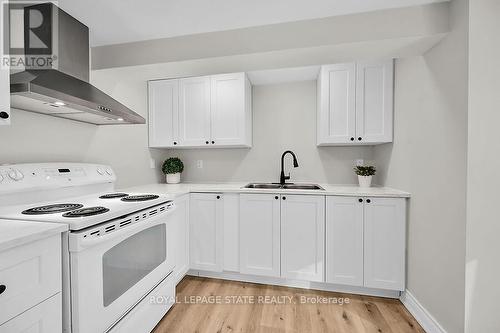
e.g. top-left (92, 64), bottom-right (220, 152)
top-left (178, 76), bottom-right (211, 147)
top-left (148, 79), bottom-right (178, 147)
top-left (0, 65), bottom-right (10, 126)
top-left (326, 196), bottom-right (364, 286)
top-left (148, 72), bottom-right (252, 148)
top-left (317, 60), bottom-right (394, 145)
top-left (210, 73), bottom-right (252, 147)
top-left (364, 197), bottom-right (406, 291)
top-left (356, 60), bottom-right (394, 143)
top-left (239, 194), bottom-right (281, 277)
top-left (317, 63), bottom-right (356, 144)
top-left (189, 193), bottom-right (223, 272)
top-left (281, 195), bottom-right (325, 282)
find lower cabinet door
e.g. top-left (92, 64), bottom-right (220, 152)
top-left (172, 194), bottom-right (190, 283)
top-left (281, 195), bottom-right (325, 281)
top-left (326, 196), bottom-right (364, 286)
top-left (190, 193), bottom-right (223, 272)
top-left (222, 193), bottom-right (240, 272)
top-left (363, 197), bottom-right (406, 291)
top-left (0, 293), bottom-right (61, 333)
top-left (239, 194), bottom-right (280, 277)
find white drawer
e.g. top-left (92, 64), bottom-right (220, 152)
top-left (0, 234), bottom-right (62, 325)
top-left (0, 293), bottom-right (62, 333)
top-left (108, 275), bottom-right (175, 333)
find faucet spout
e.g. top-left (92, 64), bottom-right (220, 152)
top-left (280, 150), bottom-right (299, 185)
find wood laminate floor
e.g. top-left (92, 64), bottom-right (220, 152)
top-left (152, 276), bottom-right (424, 333)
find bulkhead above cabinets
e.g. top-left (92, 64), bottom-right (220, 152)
top-left (148, 72), bottom-right (252, 148)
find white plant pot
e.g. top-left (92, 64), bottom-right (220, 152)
top-left (166, 173), bottom-right (181, 184)
top-left (358, 175), bottom-right (372, 188)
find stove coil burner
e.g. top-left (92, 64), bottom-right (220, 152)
top-left (62, 206), bottom-right (110, 218)
top-left (99, 193), bottom-right (129, 199)
top-left (120, 194), bottom-right (160, 202)
top-left (22, 203), bottom-right (84, 215)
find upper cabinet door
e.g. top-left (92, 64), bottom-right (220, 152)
top-left (0, 65), bottom-right (10, 126)
top-left (148, 79), bottom-right (178, 147)
top-left (210, 73), bottom-right (251, 147)
top-left (355, 60), bottom-right (394, 144)
top-left (189, 193), bottom-right (223, 272)
top-left (326, 196), bottom-right (364, 287)
top-left (364, 197), bottom-right (405, 291)
top-left (239, 194), bottom-right (281, 277)
top-left (178, 77), bottom-right (211, 146)
top-left (317, 63), bottom-right (356, 145)
top-left (281, 195), bottom-right (325, 282)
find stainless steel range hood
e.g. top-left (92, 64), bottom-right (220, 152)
top-left (9, 3), bottom-right (145, 125)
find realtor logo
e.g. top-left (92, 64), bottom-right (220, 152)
top-left (1, 1), bottom-right (58, 70)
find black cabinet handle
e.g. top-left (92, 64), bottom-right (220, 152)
top-left (350, 137), bottom-right (354, 141)
top-left (366, 199), bottom-right (371, 203)
top-left (211, 141), bottom-right (215, 144)
top-left (0, 285), bottom-right (6, 295)
top-left (358, 198), bottom-right (363, 203)
top-left (173, 141), bottom-right (177, 145)
top-left (358, 137), bottom-right (362, 141)
top-left (282, 196), bottom-right (286, 200)
top-left (0, 112), bottom-right (9, 119)
top-left (275, 196), bottom-right (279, 200)
top-left (205, 141), bottom-right (209, 144)
top-left (216, 195), bottom-right (220, 199)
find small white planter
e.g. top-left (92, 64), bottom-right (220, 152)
top-left (166, 173), bottom-right (181, 184)
top-left (358, 175), bottom-right (372, 188)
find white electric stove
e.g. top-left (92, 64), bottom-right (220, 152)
top-left (0, 163), bottom-right (177, 333)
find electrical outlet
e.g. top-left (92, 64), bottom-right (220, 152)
top-left (355, 159), bottom-right (364, 166)
top-left (150, 158), bottom-right (156, 169)
top-left (196, 160), bottom-right (203, 169)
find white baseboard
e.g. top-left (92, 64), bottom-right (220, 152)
top-left (400, 290), bottom-right (447, 333)
top-left (188, 269), bottom-right (400, 299)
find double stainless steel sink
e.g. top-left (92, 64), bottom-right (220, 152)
top-left (243, 183), bottom-right (324, 190)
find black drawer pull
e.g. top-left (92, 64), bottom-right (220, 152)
top-left (0, 285), bottom-right (6, 295)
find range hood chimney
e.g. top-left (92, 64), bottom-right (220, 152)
top-left (9, 3), bottom-right (145, 125)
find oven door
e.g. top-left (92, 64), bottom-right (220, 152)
top-left (68, 207), bottom-right (175, 333)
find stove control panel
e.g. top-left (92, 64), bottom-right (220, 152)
top-left (0, 163), bottom-right (116, 193)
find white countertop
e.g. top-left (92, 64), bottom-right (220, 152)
top-left (0, 220), bottom-right (68, 252)
top-left (121, 182), bottom-right (411, 198)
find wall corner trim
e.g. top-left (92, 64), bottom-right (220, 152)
top-left (400, 290), bottom-right (447, 333)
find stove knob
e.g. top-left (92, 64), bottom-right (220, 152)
top-left (8, 169), bottom-right (24, 181)
top-left (105, 168), bottom-right (113, 176)
top-left (96, 167), bottom-right (104, 175)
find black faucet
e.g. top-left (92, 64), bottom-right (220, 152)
top-left (280, 150), bottom-right (299, 185)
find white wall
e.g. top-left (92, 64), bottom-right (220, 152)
top-left (466, 0), bottom-right (500, 331)
top-left (374, 0), bottom-right (468, 332)
top-left (164, 81), bottom-right (373, 183)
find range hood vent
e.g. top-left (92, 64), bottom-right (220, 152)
top-left (9, 3), bottom-right (145, 125)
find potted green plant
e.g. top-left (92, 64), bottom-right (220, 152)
top-left (162, 157), bottom-right (184, 184)
top-left (354, 165), bottom-right (376, 188)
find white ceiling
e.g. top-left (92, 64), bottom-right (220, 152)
top-left (58, 0), bottom-right (448, 47)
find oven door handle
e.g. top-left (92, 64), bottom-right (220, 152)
top-left (69, 207), bottom-right (176, 252)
